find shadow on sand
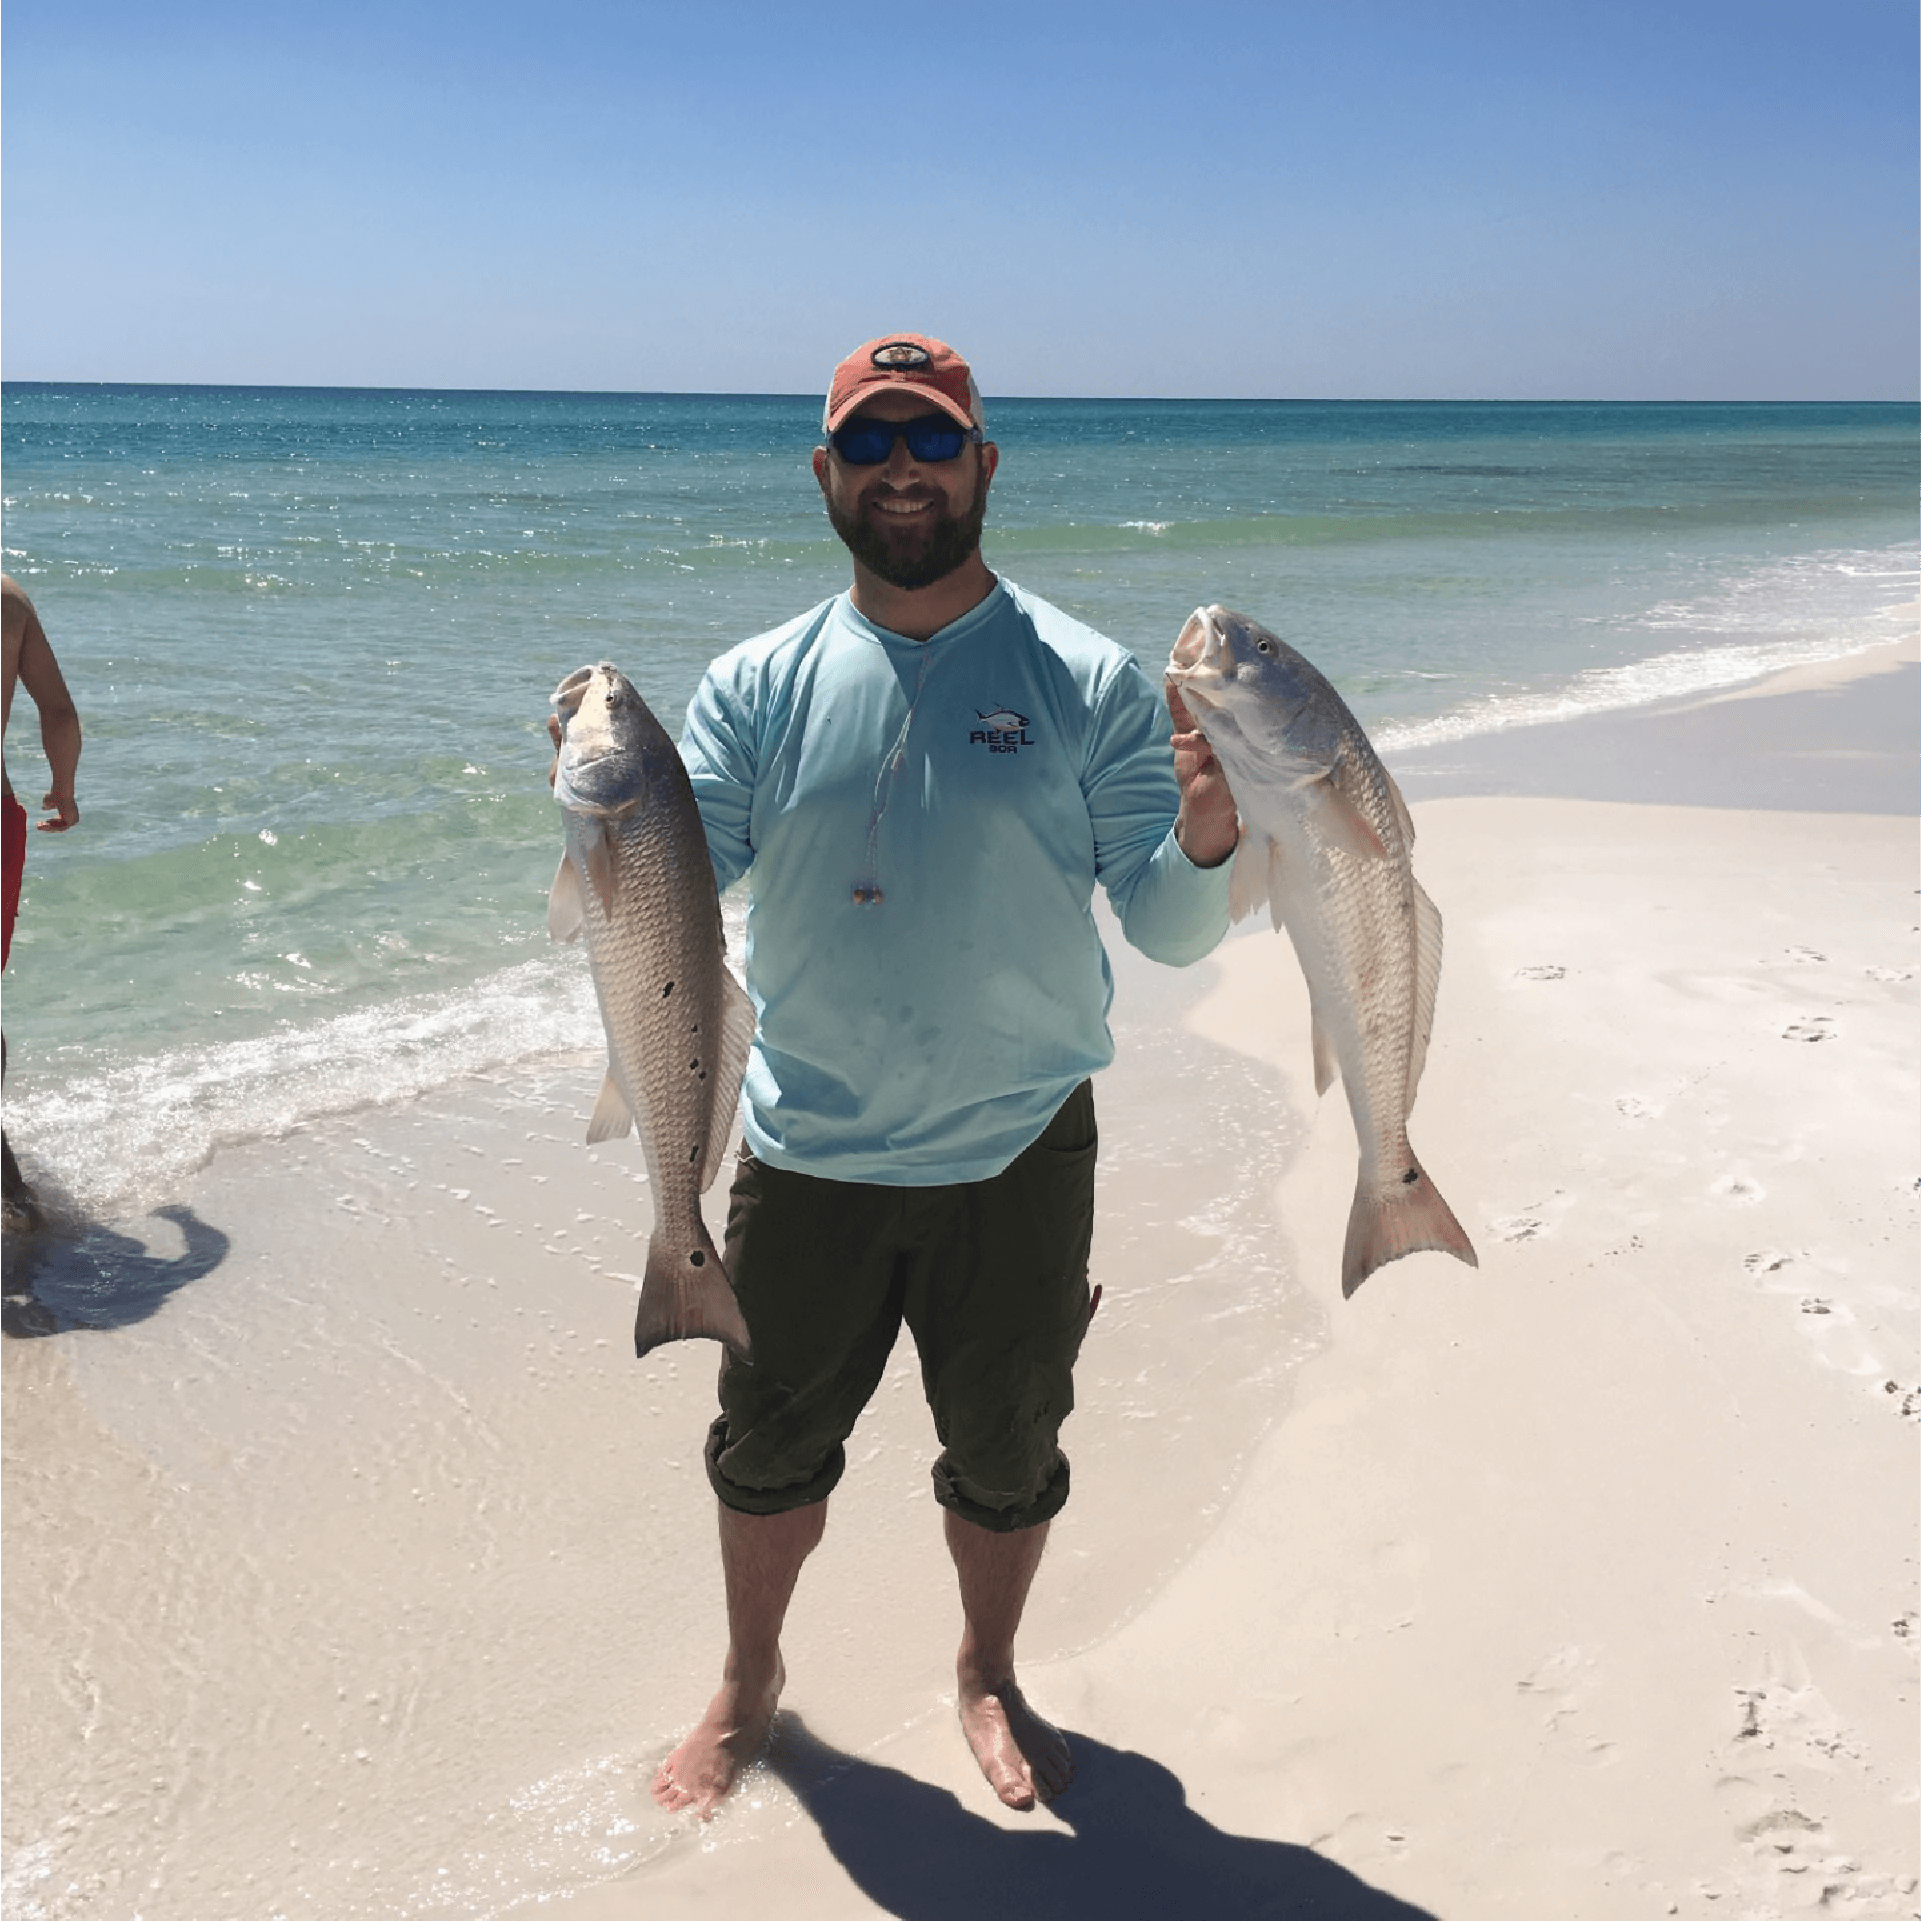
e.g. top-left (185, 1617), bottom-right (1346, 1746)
top-left (766, 1714), bottom-right (1439, 1921)
top-left (2, 1203), bottom-right (231, 1338)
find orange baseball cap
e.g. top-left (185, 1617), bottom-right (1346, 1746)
top-left (822, 333), bottom-right (985, 435)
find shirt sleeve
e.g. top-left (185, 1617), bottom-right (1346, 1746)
top-left (677, 651), bottom-right (759, 894)
top-left (1083, 655), bottom-right (1233, 966)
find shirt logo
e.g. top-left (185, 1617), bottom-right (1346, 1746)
top-left (970, 705), bottom-right (1033, 755)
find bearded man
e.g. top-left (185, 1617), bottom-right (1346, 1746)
top-left (652, 333), bottom-right (1238, 1818)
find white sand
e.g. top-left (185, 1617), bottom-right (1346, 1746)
top-left (5, 662), bottom-right (1917, 1919)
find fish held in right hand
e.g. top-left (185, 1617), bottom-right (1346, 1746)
top-left (549, 662), bottom-right (756, 1360)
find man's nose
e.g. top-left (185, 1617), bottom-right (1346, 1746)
top-left (881, 431), bottom-right (922, 480)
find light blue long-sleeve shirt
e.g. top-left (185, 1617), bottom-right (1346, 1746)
top-left (679, 579), bottom-right (1230, 1184)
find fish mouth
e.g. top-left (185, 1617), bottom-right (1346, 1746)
top-left (1168, 605), bottom-right (1230, 704)
top-left (552, 660), bottom-right (621, 723)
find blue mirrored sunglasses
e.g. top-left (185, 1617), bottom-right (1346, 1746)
top-left (828, 413), bottom-right (983, 465)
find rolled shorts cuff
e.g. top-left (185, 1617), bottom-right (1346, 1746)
top-left (931, 1449), bottom-right (1071, 1534)
top-left (704, 1413), bottom-right (844, 1516)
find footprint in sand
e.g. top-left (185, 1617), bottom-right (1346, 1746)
top-left (1866, 965), bottom-right (1913, 982)
top-left (1744, 1249), bottom-right (1791, 1276)
top-left (1487, 1189), bottom-right (1573, 1243)
top-left (1781, 1016), bottom-right (1836, 1042)
top-left (1782, 946), bottom-right (1827, 964)
top-left (1730, 1680), bottom-right (1863, 1766)
top-left (1614, 1095), bottom-right (1660, 1120)
top-left (1490, 1215), bottom-right (1544, 1241)
top-left (1883, 1381), bottom-right (1921, 1423)
top-left (1514, 963), bottom-right (1565, 981)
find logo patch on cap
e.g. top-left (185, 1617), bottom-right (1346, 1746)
top-left (871, 341), bottom-right (932, 369)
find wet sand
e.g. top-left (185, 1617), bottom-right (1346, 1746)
top-left (4, 637), bottom-right (1917, 1919)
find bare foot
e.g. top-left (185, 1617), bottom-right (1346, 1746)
top-left (651, 1658), bottom-right (784, 1819)
top-left (957, 1675), bottom-right (1073, 1810)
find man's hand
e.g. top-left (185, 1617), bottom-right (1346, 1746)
top-left (1167, 679), bottom-right (1238, 870)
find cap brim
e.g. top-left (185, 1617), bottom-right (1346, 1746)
top-left (824, 380), bottom-right (978, 435)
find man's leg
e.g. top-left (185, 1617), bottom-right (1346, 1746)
top-left (946, 1510), bottom-right (1073, 1810)
top-left (652, 1497), bottom-right (827, 1817)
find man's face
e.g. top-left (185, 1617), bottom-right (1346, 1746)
top-left (814, 390), bottom-right (997, 591)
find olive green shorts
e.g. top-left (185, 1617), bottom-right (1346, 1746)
top-left (702, 1081), bottom-right (1097, 1534)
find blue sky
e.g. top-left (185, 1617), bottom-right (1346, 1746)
top-left (3, 0), bottom-right (1915, 398)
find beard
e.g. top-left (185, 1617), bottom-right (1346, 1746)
top-left (826, 470), bottom-right (989, 590)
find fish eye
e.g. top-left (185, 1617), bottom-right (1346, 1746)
top-left (1256, 638), bottom-right (1274, 656)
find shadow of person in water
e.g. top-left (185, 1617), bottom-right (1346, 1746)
top-left (765, 1714), bottom-right (1439, 1921)
top-left (2, 1202), bottom-right (230, 1338)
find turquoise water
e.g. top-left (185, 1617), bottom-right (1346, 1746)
top-left (3, 386), bottom-right (1915, 1208)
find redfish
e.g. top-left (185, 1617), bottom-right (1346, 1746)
top-left (549, 663), bottom-right (754, 1358)
top-left (1168, 607), bottom-right (1477, 1297)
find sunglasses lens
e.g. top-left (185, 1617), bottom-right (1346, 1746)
top-left (831, 423), bottom-right (895, 464)
top-left (905, 423), bottom-right (966, 461)
top-left (830, 416), bottom-right (971, 464)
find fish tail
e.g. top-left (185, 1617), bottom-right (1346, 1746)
top-left (635, 1218), bottom-right (753, 1363)
top-left (1342, 1158), bottom-right (1479, 1298)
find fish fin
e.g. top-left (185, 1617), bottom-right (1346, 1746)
top-left (582, 824), bottom-right (619, 918)
top-left (1407, 880), bottom-right (1444, 1106)
top-left (635, 1218), bottom-right (752, 1362)
top-left (586, 1070), bottom-right (635, 1144)
top-left (1227, 827), bottom-right (1270, 923)
top-left (1342, 1157), bottom-right (1478, 1297)
top-left (1262, 836), bottom-right (1294, 936)
top-left (547, 854), bottom-right (586, 943)
top-left (697, 968), bottom-right (757, 1192)
top-left (1309, 1004), bottom-right (1340, 1097)
top-left (1385, 765), bottom-right (1417, 848)
top-left (1307, 772), bottom-right (1390, 862)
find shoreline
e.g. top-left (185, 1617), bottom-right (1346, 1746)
top-left (5, 608), bottom-right (1915, 1225)
top-left (1389, 628), bottom-right (1920, 813)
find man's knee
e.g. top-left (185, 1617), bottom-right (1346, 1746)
top-left (931, 1446), bottom-right (1071, 1534)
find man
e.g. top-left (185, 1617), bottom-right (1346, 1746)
top-left (651, 335), bottom-right (1239, 1818)
top-left (2, 575), bottom-right (83, 1230)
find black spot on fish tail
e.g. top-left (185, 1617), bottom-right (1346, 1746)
top-left (688, 1145), bottom-right (700, 1163)
top-left (662, 981), bottom-right (674, 998)
top-left (1402, 1168), bottom-right (1420, 1185)
top-left (689, 1249), bottom-right (706, 1268)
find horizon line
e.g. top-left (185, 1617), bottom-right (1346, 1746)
top-left (4, 380), bottom-right (1916, 408)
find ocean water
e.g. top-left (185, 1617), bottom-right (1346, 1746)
top-left (2, 386), bottom-right (1915, 1211)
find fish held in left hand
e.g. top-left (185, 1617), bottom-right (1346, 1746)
top-left (549, 662), bottom-right (755, 1361)
top-left (1167, 605), bottom-right (1477, 1298)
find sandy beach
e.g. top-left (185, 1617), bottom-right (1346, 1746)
top-left (4, 638), bottom-right (1916, 1919)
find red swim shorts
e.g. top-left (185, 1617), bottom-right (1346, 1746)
top-left (2, 792), bottom-right (26, 970)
